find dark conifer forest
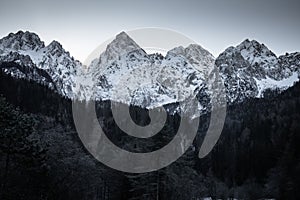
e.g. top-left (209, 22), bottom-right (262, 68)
top-left (1, 66), bottom-right (300, 199)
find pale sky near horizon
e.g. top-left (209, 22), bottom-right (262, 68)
top-left (0, 0), bottom-right (299, 62)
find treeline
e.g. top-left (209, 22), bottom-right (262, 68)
top-left (0, 68), bottom-right (300, 199)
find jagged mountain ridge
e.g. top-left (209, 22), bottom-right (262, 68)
top-left (216, 39), bottom-right (300, 103)
top-left (85, 32), bottom-right (214, 111)
top-left (0, 31), bottom-right (299, 111)
top-left (0, 31), bottom-right (82, 98)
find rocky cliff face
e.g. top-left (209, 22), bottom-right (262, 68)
top-left (0, 31), bottom-right (299, 111)
top-left (216, 39), bottom-right (299, 103)
top-left (0, 31), bottom-right (82, 98)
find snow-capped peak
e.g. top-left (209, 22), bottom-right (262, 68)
top-left (98, 32), bottom-right (147, 66)
top-left (166, 44), bottom-right (215, 77)
top-left (216, 39), bottom-right (299, 102)
top-left (46, 40), bottom-right (68, 57)
top-left (0, 31), bottom-right (83, 99)
top-left (236, 39), bottom-right (279, 77)
top-left (82, 32), bottom-right (217, 111)
top-left (0, 31), bottom-right (45, 53)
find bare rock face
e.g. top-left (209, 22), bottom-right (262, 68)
top-left (0, 31), bottom-right (299, 113)
top-left (216, 39), bottom-right (299, 102)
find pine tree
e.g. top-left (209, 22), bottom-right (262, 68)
top-left (0, 96), bottom-right (47, 199)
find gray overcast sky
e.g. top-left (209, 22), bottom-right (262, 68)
top-left (0, 0), bottom-right (299, 62)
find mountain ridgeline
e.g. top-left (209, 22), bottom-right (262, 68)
top-left (1, 31), bottom-right (299, 108)
top-left (0, 31), bottom-right (300, 199)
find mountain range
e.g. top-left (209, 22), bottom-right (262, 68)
top-left (1, 30), bottom-right (300, 199)
top-left (0, 30), bottom-right (299, 111)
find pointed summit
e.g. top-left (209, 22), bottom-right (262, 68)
top-left (235, 39), bottom-right (278, 68)
top-left (0, 31), bottom-right (45, 51)
top-left (98, 31), bottom-right (147, 66)
top-left (105, 31), bottom-right (143, 56)
top-left (115, 31), bottom-right (133, 41)
top-left (46, 40), bottom-right (68, 57)
top-left (217, 39), bottom-right (280, 77)
top-left (166, 44), bottom-right (215, 75)
top-left (48, 40), bottom-right (63, 49)
top-left (237, 39), bottom-right (277, 58)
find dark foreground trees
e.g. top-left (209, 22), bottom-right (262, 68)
top-left (0, 69), bottom-right (300, 199)
top-left (0, 96), bottom-right (47, 199)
